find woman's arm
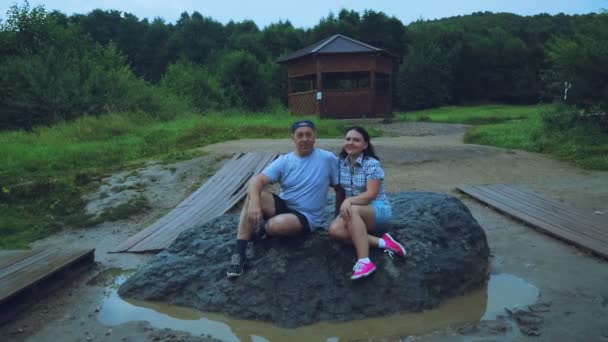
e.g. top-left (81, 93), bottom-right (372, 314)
top-left (339, 179), bottom-right (380, 220)
top-left (344, 179), bottom-right (380, 205)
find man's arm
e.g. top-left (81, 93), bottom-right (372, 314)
top-left (246, 174), bottom-right (272, 228)
top-left (333, 184), bottom-right (345, 217)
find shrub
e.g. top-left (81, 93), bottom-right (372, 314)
top-left (160, 59), bottom-right (226, 111)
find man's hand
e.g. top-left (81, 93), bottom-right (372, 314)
top-left (247, 201), bottom-right (263, 229)
top-left (245, 174), bottom-right (270, 229)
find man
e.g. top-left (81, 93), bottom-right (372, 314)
top-left (227, 120), bottom-right (344, 278)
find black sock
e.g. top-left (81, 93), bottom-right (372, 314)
top-left (235, 239), bottom-right (248, 258)
top-left (253, 223), bottom-right (267, 240)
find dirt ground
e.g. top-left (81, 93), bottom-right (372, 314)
top-left (1, 121), bottom-right (607, 342)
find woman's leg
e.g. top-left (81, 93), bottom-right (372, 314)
top-left (347, 204), bottom-right (378, 259)
top-left (328, 216), bottom-right (350, 242)
top-left (328, 210), bottom-right (380, 247)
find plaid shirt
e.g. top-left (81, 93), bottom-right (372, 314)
top-left (339, 154), bottom-right (389, 204)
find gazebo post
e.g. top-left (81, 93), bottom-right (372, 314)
top-left (315, 57), bottom-right (323, 118)
top-left (369, 56), bottom-right (377, 118)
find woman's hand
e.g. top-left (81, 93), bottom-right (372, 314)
top-left (340, 199), bottom-right (352, 221)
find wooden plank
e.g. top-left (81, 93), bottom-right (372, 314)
top-left (457, 185), bottom-right (608, 258)
top-left (149, 152), bottom-right (278, 251)
top-left (177, 153), bottom-right (244, 208)
top-left (114, 152), bottom-right (278, 253)
top-left (134, 153), bottom-right (261, 251)
top-left (113, 153), bottom-right (247, 252)
top-left (490, 185), bottom-right (608, 241)
top-left (471, 185), bottom-right (607, 243)
top-left (0, 249), bottom-right (60, 280)
top-left (467, 185), bottom-right (607, 244)
top-left (494, 184), bottom-right (606, 232)
top-left (0, 248), bottom-right (95, 304)
top-left (154, 153), bottom-right (251, 228)
top-left (151, 152), bottom-right (277, 250)
top-left (0, 250), bottom-right (37, 270)
top-left (459, 185), bottom-right (608, 255)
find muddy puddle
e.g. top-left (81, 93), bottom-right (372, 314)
top-left (96, 270), bottom-right (538, 341)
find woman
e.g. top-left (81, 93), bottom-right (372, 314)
top-left (329, 126), bottom-right (406, 280)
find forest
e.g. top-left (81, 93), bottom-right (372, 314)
top-left (1, 2), bottom-right (606, 131)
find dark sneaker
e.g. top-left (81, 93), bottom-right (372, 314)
top-left (250, 223), bottom-right (267, 241)
top-left (227, 254), bottom-right (244, 278)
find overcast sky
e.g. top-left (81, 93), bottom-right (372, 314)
top-left (1, 0), bottom-right (606, 28)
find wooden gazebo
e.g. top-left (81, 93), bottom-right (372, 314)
top-left (277, 34), bottom-right (395, 119)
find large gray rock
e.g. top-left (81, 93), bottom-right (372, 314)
top-left (119, 192), bottom-right (489, 328)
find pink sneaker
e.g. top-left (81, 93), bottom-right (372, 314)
top-left (382, 233), bottom-right (406, 257)
top-left (351, 261), bottom-right (376, 280)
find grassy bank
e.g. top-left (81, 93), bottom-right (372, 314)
top-left (0, 109), bottom-right (346, 248)
top-left (399, 104), bottom-right (548, 124)
top-left (398, 104), bottom-right (608, 170)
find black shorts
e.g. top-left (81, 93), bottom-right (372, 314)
top-left (270, 194), bottom-right (311, 232)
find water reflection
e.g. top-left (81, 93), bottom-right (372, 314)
top-left (98, 273), bottom-right (537, 342)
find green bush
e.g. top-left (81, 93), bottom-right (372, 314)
top-left (213, 50), bottom-right (269, 110)
top-left (160, 59), bottom-right (226, 111)
top-left (0, 3), bottom-right (187, 130)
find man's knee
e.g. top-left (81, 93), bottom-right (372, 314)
top-left (266, 215), bottom-right (303, 236)
top-left (256, 191), bottom-right (276, 218)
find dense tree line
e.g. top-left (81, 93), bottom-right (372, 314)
top-left (1, 2), bottom-right (606, 130)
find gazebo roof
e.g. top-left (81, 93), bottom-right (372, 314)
top-left (277, 34), bottom-right (390, 63)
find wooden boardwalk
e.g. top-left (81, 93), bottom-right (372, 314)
top-left (113, 152), bottom-right (279, 253)
top-left (457, 184), bottom-right (608, 258)
top-left (0, 248), bottom-right (95, 323)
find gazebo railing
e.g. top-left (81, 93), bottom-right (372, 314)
top-left (288, 90), bottom-right (317, 115)
top-left (322, 89), bottom-right (371, 118)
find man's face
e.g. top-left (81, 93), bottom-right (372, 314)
top-left (292, 126), bottom-right (316, 156)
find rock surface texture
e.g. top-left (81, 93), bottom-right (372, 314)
top-left (119, 192), bottom-right (490, 328)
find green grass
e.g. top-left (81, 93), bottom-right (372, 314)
top-left (397, 104), bottom-right (552, 124)
top-left (399, 104), bottom-right (608, 170)
top-left (0, 109), bottom-right (348, 248)
top-left (0, 109), bottom-right (345, 181)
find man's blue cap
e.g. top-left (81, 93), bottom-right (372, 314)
top-left (291, 120), bottom-right (315, 132)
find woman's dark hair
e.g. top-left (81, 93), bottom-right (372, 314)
top-left (339, 126), bottom-right (379, 160)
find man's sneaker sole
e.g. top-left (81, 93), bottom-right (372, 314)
top-left (227, 270), bottom-right (242, 278)
top-left (227, 254), bottom-right (244, 278)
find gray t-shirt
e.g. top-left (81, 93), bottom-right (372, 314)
top-left (262, 148), bottom-right (339, 228)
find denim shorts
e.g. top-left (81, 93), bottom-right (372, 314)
top-left (372, 200), bottom-right (392, 226)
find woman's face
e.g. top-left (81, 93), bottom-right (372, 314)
top-left (344, 129), bottom-right (368, 157)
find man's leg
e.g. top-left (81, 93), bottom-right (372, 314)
top-left (265, 213), bottom-right (306, 236)
top-left (228, 191), bottom-right (276, 278)
top-left (236, 191), bottom-right (276, 240)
